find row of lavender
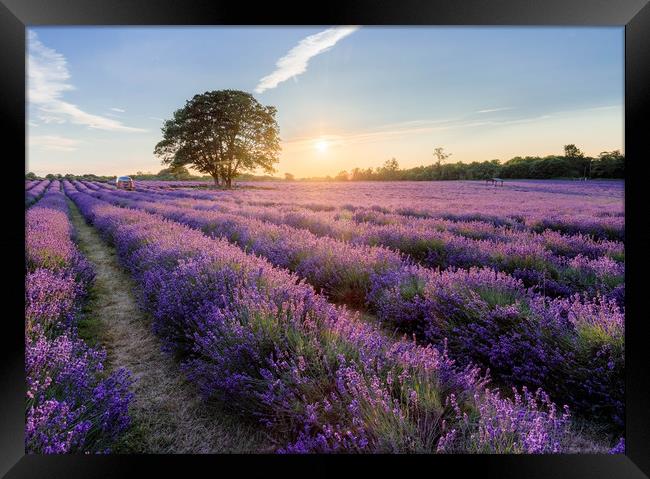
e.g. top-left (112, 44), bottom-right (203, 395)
top-left (112, 183), bottom-right (624, 304)
top-left (77, 181), bottom-right (624, 434)
top-left (25, 180), bottom-right (133, 453)
top-left (25, 180), bottom-right (51, 208)
top-left (65, 180), bottom-right (585, 453)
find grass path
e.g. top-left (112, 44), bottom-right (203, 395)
top-left (67, 199), bottom-right (271, 453)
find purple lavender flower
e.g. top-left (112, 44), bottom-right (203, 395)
top-left (609, 437), bottom-right (625, 454)
top-left (65, 182), bottom-right (583, 453)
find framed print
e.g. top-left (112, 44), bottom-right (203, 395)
top-left (2, 0), bottom-right (649, 477)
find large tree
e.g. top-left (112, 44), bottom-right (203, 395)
top-left (154, 90), bottom-right (281, 188)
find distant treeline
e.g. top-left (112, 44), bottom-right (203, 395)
top-left (26, 166), bottom-right (278, 183)
top-left (315, 146), bottom-right (625, 182)
top-left (27, 145), bottom-right (624, 183)
top-left (26, 172), bottom-right (116, 182)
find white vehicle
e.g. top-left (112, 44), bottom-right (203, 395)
top-left (115, 176), bottom-right (135, 190)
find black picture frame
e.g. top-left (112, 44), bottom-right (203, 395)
top-left (2, 0), bottom-right (649, 477)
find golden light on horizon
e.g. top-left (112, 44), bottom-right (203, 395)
top-left (314, 138), bottom-right (329, 153)
top-left (275, 105), bottom-right (623, 178)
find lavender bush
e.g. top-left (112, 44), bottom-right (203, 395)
top-left (25, 183), bottom-right (133, 453)
top-left (26, 327), bottom-right (133, 453)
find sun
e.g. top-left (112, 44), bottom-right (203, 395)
top-left (314, 138), bottom-right (329, 153)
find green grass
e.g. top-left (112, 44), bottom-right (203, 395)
top-left (399, 276), bottom-right (426, 301)
top-left (110, 420), bottom-right (151, 454)
top-left (76, 293), bottom-right (106, 348)
top-left (474, 284), bottom-right (522, 309)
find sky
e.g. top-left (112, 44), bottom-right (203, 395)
top-left (26, 26), bottom-right (624, 178)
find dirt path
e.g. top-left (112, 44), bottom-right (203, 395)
top-left (67, 200), bottom-right (270, 453)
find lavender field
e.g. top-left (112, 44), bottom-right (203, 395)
top-left (25, 179), bottom-right (625, 454)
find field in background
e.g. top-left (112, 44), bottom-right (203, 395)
top-left (142, 179), bottom-right (624, 217)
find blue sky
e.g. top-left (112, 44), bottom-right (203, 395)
top-left (27, 26), bottom-right (624, 177)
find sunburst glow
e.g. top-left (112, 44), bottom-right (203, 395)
top-left (315, 138), bottom-right (329, 153)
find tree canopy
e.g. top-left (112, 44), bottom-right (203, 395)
top-left (154, 89), bottom-right (281, 187)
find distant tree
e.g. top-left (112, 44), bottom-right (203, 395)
top-left (432, 147), bottom-right (452, 179)
top-left (157, 165), bottom-right (192, 180)
top-left (501, 156), bottom-right (534, 178)
top-left (592, 150), bottom-right (625, 178)
top-left (25, 172), bottom-right (37, 180)
top-left (531, 156), bottom-right (568, 178)
top-left (433, 147), bottom-right (452, 165)
top-left (563, 144), bottom-right (590, 177)
top-left (351, 167), bottom-right (375, 181)
top-left (564, 144), bottom-right (584, 159)
top-left (284, 172), bottom-right (295, 181)
top-left (335, 170), bottom-right (349, 181)
top-left (384, 158), bottom-right (399, 171)
top-left (154, 89), bottom-right (281, 188)
top-left (468, 159), bottom-right (500, 179)
top-left (378, 158), bottom-right (400, 180)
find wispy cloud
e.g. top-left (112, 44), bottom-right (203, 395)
top-left (149, 116), bottom-right (164, 121)
top-left (110, 107), bottom-right (126, 113)
top-left (27, 31), bottom-right (146, 132)
top-left (30, 135), bottom-right (80, 152)
top-left (38, 114), bottom-right (65, 124)
top-left (582, 104), bottom-right (620, 112)
top-left (255, 26), bottom-right (359, 94)
top-left (477, 107), bottom-right (515, 114)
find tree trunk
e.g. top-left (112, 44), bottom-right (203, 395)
top-left (211, 173), bottom-right (220, 187)
top-left (225, 176), bottom-right (232, 189)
